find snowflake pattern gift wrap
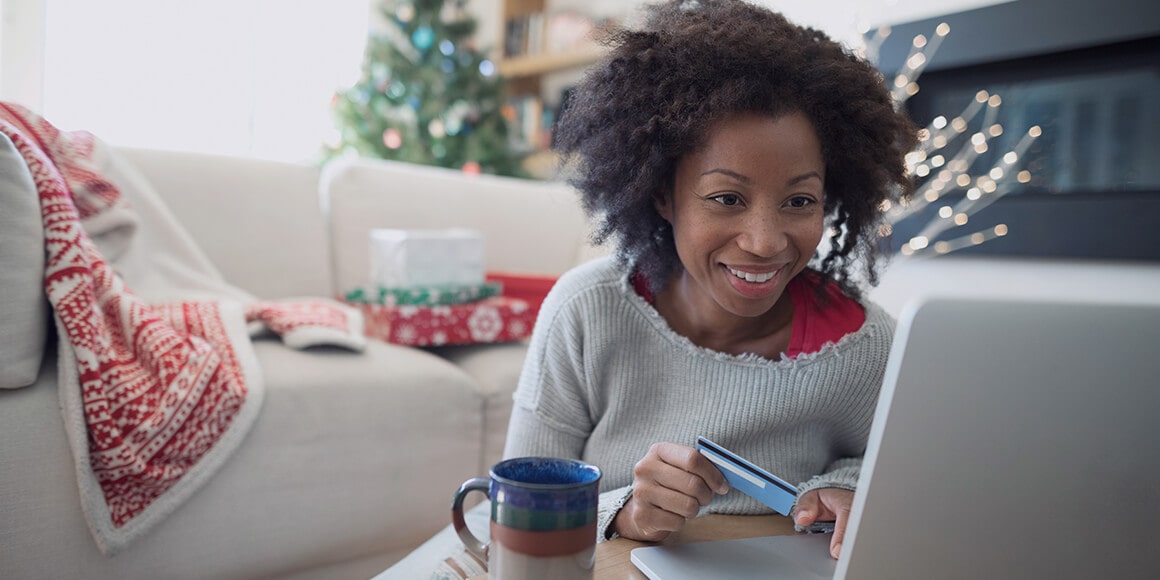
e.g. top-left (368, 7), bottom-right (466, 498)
top-left (353, 296), bottom-right (536, 346)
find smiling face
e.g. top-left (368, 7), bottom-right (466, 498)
top-left (655, 112), bottom-right (826, 337)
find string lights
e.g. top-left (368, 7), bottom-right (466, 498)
top-left (870, 23), bottom-right (1043, 258)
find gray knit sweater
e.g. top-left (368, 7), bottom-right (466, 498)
top-left (502, 256), bottom-right (896, 540)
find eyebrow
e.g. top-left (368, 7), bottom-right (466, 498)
top-left (700, 168), bottom-right (822, 186)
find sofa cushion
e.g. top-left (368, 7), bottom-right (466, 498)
top-left (0, 132), bottom-right (49, 389)
top-left (0, 338), bottom-right (487, 579)
top-left (427, 342), bottom-right (530, 474)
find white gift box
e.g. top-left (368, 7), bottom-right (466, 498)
top-left (369, 228), bottom-right (485, 288)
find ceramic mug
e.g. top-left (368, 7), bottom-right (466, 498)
top-left (452, 457), bottom-right (602, 580)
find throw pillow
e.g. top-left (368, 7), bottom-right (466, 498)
top-left (0, 132), bottom-right (49, 388)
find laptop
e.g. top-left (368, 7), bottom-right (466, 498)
top-left (632, 296), bottom-right (1160, 579)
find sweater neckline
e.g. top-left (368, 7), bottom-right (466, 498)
top-left (617, 270), bottom-right (888, 368)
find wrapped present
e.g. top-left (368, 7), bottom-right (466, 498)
top-left (370, 228), bottom-right (485, 288)
top-left (485, 272), bottom-right (557, 311)
top-left (344, 281), bottom-right (503, 307)
top-left (352, 296), bottom-right (537, 347)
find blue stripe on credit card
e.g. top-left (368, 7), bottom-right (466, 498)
top-left (696, 436), bottom-right (798, 516)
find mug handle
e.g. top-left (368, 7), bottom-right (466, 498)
top-left (452, 477), bottom-right (491, 562)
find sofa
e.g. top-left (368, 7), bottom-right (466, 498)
top-left (0, 142), bottom-right (600, 580)
top-left (4, 139), bottom-right (1159, 580)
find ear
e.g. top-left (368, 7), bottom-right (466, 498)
top-left (654, 190), bottom-right (674, 223)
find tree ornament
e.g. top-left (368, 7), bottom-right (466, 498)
top-left (371, 62), bottom-right (390, 83)
top-left (440, 0), bottom-right (462, 23)
top-left (326, 0), bottom-right (527, 177)
top-left (411, 26), bottom-right (435, 52)
top-left (383, 128), bottom-right (403, 149)
top-left (445, 116), bottom-right (463, 136)
top-left (396, 3), bottom-right (414, 23)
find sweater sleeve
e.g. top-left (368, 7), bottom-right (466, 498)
top-left (796, 456), bottom-right (861, 494)
top-left (790, 304), bottom-right (894, 511)
top-left (596, 485), bottom-right (634, 542)
top-left (792, 456), bottom-right (862, 525)
top-left (503, 265), bottom-right (638, 541)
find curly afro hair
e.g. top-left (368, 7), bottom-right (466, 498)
top-left (553, 0), bottom-right (917, 298)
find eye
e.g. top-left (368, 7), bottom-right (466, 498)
top-left (785, 195), bottom-right (817, 209)
top-left (710, 193), bottom-right (743, 207)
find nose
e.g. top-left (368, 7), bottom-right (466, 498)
top-left (736, 211), bottom-right (789, 258)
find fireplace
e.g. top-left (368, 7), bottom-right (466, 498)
top-left (873, 0), bottom-right (1160, 261)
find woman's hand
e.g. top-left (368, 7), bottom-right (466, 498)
top-left (793, 487), bottom-right (855, 559)
top-left (612, 442), bottom-right (730, 542)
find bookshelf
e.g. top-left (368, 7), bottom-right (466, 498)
top-left (498, 47), bottom-right (605, 79)
top-left (498, 0), bottom-right (606, 175)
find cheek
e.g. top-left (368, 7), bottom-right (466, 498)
top-left (796, 214), bottom-right (827, 250)
top-left (670, 216), bottom-right (722, 262)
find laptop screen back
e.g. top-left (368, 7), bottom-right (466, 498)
top-left (839, 298), bottom-right (1160, 579)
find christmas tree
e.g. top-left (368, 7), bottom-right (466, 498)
top-left (327, 0), bottom-right (526, 178)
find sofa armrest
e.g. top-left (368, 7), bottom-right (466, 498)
top-left (323, 157), bottom-right (600, 295)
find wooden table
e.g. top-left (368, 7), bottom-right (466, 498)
top-left (593, 514), bottom-right (797, 579)
top-left (469, 514), bottom-right (795, 579)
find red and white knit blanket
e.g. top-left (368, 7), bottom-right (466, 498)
top-left (0, 103), bottom-right (366, 555)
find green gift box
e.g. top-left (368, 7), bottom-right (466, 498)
top-left (344, 281), bottom-right (503, 307)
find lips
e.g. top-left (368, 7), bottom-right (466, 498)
top-left (723, 265), bottom-right (784, 299)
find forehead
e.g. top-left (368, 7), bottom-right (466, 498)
top-left (686, 112), bottom-right (824, 172)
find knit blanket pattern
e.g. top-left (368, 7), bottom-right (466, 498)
top-left (0, 102), bottom-right (365, 555)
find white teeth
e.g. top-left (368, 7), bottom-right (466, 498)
top-left (728, 267), bottom-right (777, 283)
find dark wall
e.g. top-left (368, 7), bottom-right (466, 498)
top-left (874, 0), bottom-right (1160, 76)
top-left (873, 0), bottom-right (1160, 262)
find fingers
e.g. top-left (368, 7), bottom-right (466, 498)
top-left (614, 442), bottom-right (728, 542)
top-left (829, 494), bottom-right (853, 560)
top-left (639, 442), bottom-right (729, 499)
top-left (798, 488), bottom-right (855, 559)
top-left (659, 443), bottom-right (730, 494)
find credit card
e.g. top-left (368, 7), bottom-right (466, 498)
top-left (695, 436), bottom-right (798, 517)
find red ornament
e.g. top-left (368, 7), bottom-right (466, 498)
top-left (383, 129), bottom-right (403, 149)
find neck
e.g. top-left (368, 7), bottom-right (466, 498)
top-left (654, 272), bottom-right (795, 358)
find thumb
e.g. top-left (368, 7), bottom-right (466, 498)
top-left (794, 491), bottom-right (819, 526)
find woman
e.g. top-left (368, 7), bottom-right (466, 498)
top-left (386, 1), bottom-right (915, 576)
top-left (503, 0), bottom-right (916, 561)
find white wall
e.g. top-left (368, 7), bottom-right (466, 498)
top-left (0, 0), bottom-right (1014, 158)
top-left (470, 0), bottom-right (1016, 56)
top-left (0, 0), bottom-right (46, 108)
top-left (468, 0), bottom-right (1015, 107)
top-left (1, 0), bottom-right (369, 161)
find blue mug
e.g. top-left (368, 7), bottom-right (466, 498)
top-left (452, 457), bottom-right (602, 579)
